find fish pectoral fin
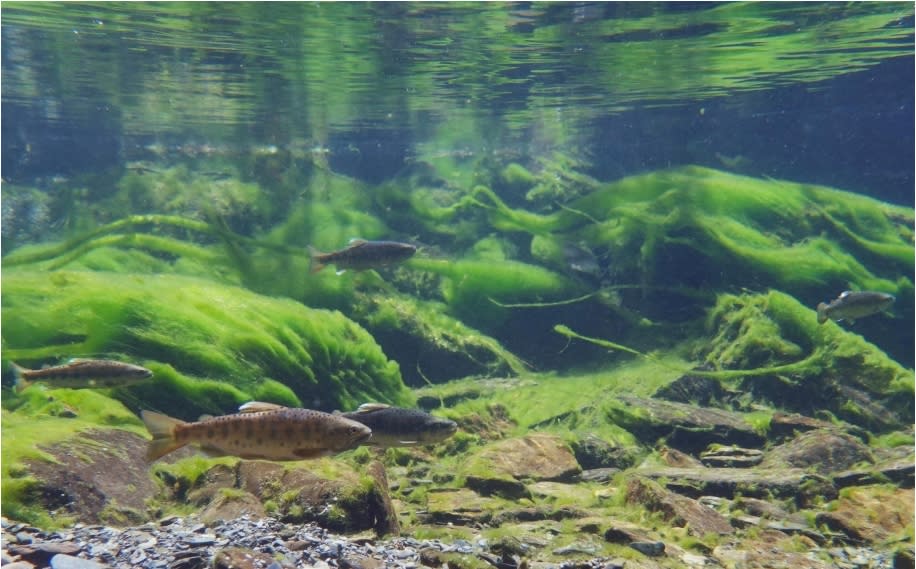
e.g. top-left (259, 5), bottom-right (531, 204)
top-left (348, 238), bottom-right (368, 246)
top-left (293, 447), bottom-right (329, 459)
top-left (199, 445), bottom-right (230, 458)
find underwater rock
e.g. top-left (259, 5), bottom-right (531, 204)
top-left (767, 412), bottom-right (840, 441)
top-left (653, 372), bottom-right (730, 406)
top-left (423, 489), bottom-right (500, 525)
top-left (703, 290), bottom-right (913, 431)
top-left (760, 430), bottom-right (875, 475)
top-left (212, 546), bottom-right (293, 569)
top-left (815, 487), bottom-right (915, 545)
top-left (352, 293), bottom-right (527, 385)
top-left (625, 478), bottom-right (734, 537)
top-left (20, 428), bottom-right (157, 526)
top-left (156, 457), bottom-right (397, 536)
top-left (571, 433), bottom-right (639, 470)
top-left (463, 434), bottom-right (582, 484)
top-left (731, 497), bottom-right (790, 521)
top-left (636, 467), bottom-right (837, 504)
top-left (699, 446), bottom-right (764, 468)
top-left (365, 461), bottom-right (400, 538)
top-left (199, 491), bottom-right (266, 526)
top-left (659, 446), bottom-right (705, 468)
top-left (606, 395), bottom-right (766, 453)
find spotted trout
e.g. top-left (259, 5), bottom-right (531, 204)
top-left (816, 291), bottom-right (895, 324)
top-left (12, 359), bottom-right (153, 392)
top-left (308, 239), bottom-right (417, 274)
top-left (141, 408), bottom-right (372, 462)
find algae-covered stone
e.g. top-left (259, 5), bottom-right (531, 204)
top-left (1, 270), bottom-right (413, 417)
top-left (760, 430), bottom-right (875, 475)
top-left (702, 290), bottom-right (913, 430)
top-left (463, 434), bottom-right (582, 485)
top-left (815, 486), bottom-right (915, 544)
top-left (352, 292), bottom-right (527, 384)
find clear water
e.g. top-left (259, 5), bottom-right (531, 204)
top-left (3, 2), bottom-right (913, 201)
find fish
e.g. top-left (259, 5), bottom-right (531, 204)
top-left (308, 239), bottom-right (417, 274)
top-left (816, 290), bottom-right (895, 325)
top-left (141, 407), bottom-right (372, 462)
top-left (12, 358), bottom-right (153, 392)
top-left (562, 242), bottom-right (603, 281)
top-left (340, 403), bottom-right (458, 448)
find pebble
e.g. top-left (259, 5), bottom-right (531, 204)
top-left (50, 554), bottom-right (109, 569)
top-left (629, 540), bottom-right (666, 557)
top-left (0, 512), bottom-right (901, 569)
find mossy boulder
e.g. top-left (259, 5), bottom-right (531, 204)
top-left (352, 292), bottom-right (527, 385)
top-left (1, 270), bottom-right (413, 418)
top-left (702, 290), bottom-right (914, 430)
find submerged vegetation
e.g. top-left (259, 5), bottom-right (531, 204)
top-left (1, 144), bottom-right (913, 542)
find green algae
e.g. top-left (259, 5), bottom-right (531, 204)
top-left (703, 290), bottom-right (912, 396)
top-left (461, 166), bottom-right (912, 303)
top-left (352, 291), bottom-right (527, 381)
top-left (408, 256), bottom-right (579, 328)
top-left (1, 270), bottom-right (413, 417)
top-left (0, 388), bottom-right (146, 528)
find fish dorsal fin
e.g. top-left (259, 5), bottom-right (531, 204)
top-left (238, 401), bottom-right (286, 414)
top-left (348, 238), bottom-right (368, 246)
top-left (355, 402), bottom-right (390, 413)
top-left (838, 291), bottom-right (853, 299)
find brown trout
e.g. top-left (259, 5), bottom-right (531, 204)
top-left (308, 239), bottom-right (417, 274)
top-left (141, 407), bottom-right (372, 462)
top-left (12, 358), bottom-right (153, 392)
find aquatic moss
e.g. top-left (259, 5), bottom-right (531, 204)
top-left (1, 270), bottom-right (413, 417)
top-left (407, 256), bottom-right (579, 329)
top-left (459, 166), bottom-right (911, 303)
top-left (703, 290), bottom-right (912, 395)
top-left (352, 291), bottom-right (527, 383)
top-left (0, 389), bottom-right (146, 528)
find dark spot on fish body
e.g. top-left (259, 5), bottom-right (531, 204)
top-left (269, 427), bottom-right (277, 438)
top-left (246, 425), bottom-right (254, 437)
top-left (206, 428), bottom-right (215, 439)
top-left (232, 422), bottom-right (241, 432)
top-left (221, 424), bottom-right (229, 438)
top-left (285, 426), bottom-right (294, 437)
top-left (256, 437), bottom-right (263, 445)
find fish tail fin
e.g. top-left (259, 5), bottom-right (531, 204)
top-left (11, 363), bottom-right (31, 393)
top-left (816, 302), bottom-right (829, 324)
top-left (307, 245), bottom-right (326, 273)
top-left (141, 410), bottom-right (187, 461)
